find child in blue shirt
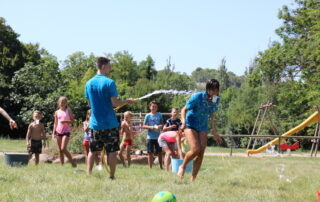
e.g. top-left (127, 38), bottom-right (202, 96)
top-left (142, 101), bottom-right (163, 169)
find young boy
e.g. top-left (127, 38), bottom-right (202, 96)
top-left (26, 111), bottom-right (46, 165)
top-left (163, 107), bottom-right (181, 132)
top-left (142, 101), bottom-right (163, 169)
top-left (119, 111), bottom-right (134, 167)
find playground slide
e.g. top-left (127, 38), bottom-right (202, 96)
top-left (246, 111), bottom-right (320, 155)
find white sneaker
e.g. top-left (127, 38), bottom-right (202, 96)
top-left (95, 165), bottom-right (103, 171)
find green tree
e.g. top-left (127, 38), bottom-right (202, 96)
top-left (217, 57), bottom-right (230, 92)
top-left (138, 55), bottom-right (157, 80)
top-left (10, 56), bottom-right (62, 134)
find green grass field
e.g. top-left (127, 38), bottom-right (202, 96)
top-left (1, 156), bottom-right (320, 201)
top-left (1, 139), bottom-right (320, 201)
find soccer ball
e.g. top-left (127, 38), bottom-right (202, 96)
top-left (152, 191), bottom-right (176, 202)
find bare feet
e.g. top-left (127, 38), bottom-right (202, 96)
top-left (191, 176), bottom-right (196, 182)
top-left (177, 166), bottom-right (185, 179)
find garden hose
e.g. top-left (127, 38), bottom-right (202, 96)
top-left (115, 98), bottom-right (140, 111)
top-left (101, 147), bottom-right (110, 173)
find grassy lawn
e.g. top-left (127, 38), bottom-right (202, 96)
top-left (1, 139), bottom-right (320, 201)
top-left (0, 138), bottom-right (311, 155)
top-left (0, 138), bottom-right (27, 153)
top-left (1, 154), bottom-right (320, 201)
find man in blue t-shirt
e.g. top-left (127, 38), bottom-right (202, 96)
top-left (85, 57), bottom-right (135, 179)
top-left (142, 101), bottom-right (164, 169)
top-left (178, 79), bottom-right (223, 181)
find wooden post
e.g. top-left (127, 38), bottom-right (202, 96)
top-left (247, 106), bottom-right (262, 150)
top-left (310, 123), bottom-right (319, 157)
top-left (311, 105), bottom-right (320, 157)
top-left (314, 127), bottom-right (320, 157)
top-left (230, 137), bottom-right (234, 156)
top-left (252, 106), bottom-right (268, 149)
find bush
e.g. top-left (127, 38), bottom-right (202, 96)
top-left (68, 124), bottom-right (84, 154)
top-left (133, 130), bottom-right (147, 151)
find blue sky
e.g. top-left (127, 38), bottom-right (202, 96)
top-left (0, 0), bottom-right (294, 76)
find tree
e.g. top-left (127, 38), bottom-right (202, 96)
top-left (139, 55), bottom-right (157, 80)
top-left (108, 51), bottom-right (140, 87)
top-left (217, 57), bottom-right (230, 92)
top-left (0, 17), bottom-right (30, 107)
top-left (10, 56), bottom-right (62, 136)
top-left (61, 52), bottom-right (96, 85)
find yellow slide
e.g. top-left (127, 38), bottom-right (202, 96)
top-left (246, 111), bottom-right (320, 155)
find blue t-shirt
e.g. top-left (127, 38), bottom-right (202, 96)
top-left (85, 74), bottom-right (119, 130)
top-left (186, 91), bottom-right (220, 131)
top-left (143, 112), bottom-right (163, 140)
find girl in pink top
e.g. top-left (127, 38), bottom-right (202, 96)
top-left (158, 131), bottom-right (184, 172)
top-left (52, 96), bottom-right (76, 167)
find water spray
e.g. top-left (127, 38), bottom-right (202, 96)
top-left (115, 89), bottom-right (196, 111)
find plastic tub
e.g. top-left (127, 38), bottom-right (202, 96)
top-left (171, 157), bottom-right (193, 173)
top-left (4, 153), bottom-right (29, 167)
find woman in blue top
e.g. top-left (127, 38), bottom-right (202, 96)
top-left (178, 79), bottom-right (223, 181)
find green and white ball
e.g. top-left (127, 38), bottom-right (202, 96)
top-left (152, 191), bottom-right (176, 202)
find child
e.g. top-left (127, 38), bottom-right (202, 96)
top-left (26, 111), bottom-right (46, 165)
top-left (83, 109), bottom-right (91, 156)
top-left (142, 101), bottom-right (163, 169)
top-left (119, 111), bottom-right (134, 167)
top-left (178, 79), bottom-right (223, 181)
top-left (163, 107), bottom-right (181, 132)
top-left (158, 130), bottom-right (184, 172)
top-left (83, 109), bottom-right (101, 168)
top-left (52, 96), bottom-right (76, 167)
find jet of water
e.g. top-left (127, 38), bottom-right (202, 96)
top-left (138, 89), bottom-right (196, 100)
top-left (115, 89), bottom-right (196, 111)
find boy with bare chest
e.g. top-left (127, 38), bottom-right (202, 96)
top-left (26, 111), bottom-right (46, 165)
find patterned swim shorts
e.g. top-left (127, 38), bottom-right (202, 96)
top-left (89, 128), bottom-right (120, 153)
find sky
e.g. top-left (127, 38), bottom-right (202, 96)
top-left (0, 0), bottom-right (294, 76)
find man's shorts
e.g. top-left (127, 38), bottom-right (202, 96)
top-left (28, 139), bottom-right (42, 154)
top-left (147, 139), bottom-right (162, 154)
top-left (89, 128), bottom-right (120, 153)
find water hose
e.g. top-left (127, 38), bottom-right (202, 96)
top-left (101, 147), bottom-right (110, 173)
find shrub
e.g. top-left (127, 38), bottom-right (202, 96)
top-left (132, 130), bottom-right (147, 151)
top-left (68, 124), bottom-right (84, 154)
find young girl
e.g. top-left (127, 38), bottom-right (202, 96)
top-left (83, 109), bottom-right (100, 168)
top-left (158, 130), bottom-right (185, 172)
top-left (83, 109), bottom-right (91, 156)
top-left (119, 111), bottom-right (135, 167)
top-left (178, 79), bottom-right (222, 181)
top-left (52, 96), bottom-right (76, 167)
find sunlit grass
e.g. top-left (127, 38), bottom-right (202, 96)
top-left (1, 155), bottom-right (320, 201)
